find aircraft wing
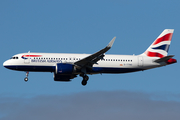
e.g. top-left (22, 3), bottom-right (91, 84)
top-left (74, 37), bottom-right (116, 68)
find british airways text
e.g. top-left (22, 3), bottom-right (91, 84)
top-left (31, 59), bottom-right (62, 63)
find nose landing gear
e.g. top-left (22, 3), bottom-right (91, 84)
top-left (24, 72), bottom-right (29, 82)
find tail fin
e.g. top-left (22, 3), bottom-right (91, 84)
top-left (141, 29), bottom-right (174, 58)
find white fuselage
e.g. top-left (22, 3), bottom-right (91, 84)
top-left (3, 52), bottom-right (164, 74)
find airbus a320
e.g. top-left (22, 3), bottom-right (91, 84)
top-left (3, 29), bottom-right (177, 86)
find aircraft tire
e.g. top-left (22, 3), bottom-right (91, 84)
top-left (24, 77), bottom-right (28, 82)
top-left (81, 80), bottom-right (87, 86)
top-left (84, 75), bottom-right (89, 81)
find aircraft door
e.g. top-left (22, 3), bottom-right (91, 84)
top-left (24, 53), bottom-right (30, 64)
top-left (138, 56), bottom-right (143, 66)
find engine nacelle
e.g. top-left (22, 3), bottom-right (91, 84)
top-left (54, 73), bottom-right (77, 81)
top-left (55, 63), bottom-right (74, 74)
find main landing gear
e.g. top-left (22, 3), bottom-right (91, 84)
top-left (24, 72), bottom-right (29, 82)
top-left (81, 74), bottom-right (89, 86)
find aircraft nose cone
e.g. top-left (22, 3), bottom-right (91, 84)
top-left (3, 61), bottom-right (8, 67)
top-left (3, 60), bottom-right (11, 69)
top-left (3, 60), bottom-right (17, 70)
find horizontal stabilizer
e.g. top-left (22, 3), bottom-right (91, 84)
top-left (154, 55), bottom-right (174, 63)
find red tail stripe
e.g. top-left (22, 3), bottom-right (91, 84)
top-left (153, 33), bottom-right (173, 45)
top-left (146, 51), bottom-right (164, 58)
top-left (22, 55), bottom-right (42, 57)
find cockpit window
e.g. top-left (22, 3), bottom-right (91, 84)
top-left (10, 56), bottom-right (18, 59)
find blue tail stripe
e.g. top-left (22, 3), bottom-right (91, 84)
top-left (152, 44), bottom-right (170, 52)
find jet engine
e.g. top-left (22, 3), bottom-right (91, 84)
top-left (54, 63), bottom-right (77, 81)
top-left (55, 63), bottom-right (74, 74)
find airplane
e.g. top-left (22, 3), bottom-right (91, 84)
top-left (3, 29), bottom-right (177, 86)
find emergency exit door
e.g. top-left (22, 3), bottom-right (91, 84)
top-left (138, 56), bottom-right (143, 66)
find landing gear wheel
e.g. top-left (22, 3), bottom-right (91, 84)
top-left (81, 75), bottom-right (89, 86)
top-left (84, 75), bottom-right (89, 81)
top-left (81, 80), bottom-right (87, 86)
top-left (24, 77), bottom-right (28, 82)
top-left (24, 72), bottom-right (29, 82)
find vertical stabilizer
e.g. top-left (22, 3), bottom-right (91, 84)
top-left (141, 29), bottom-right (174, 58)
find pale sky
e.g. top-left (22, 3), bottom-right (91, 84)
top-left (0, 0), bottom-right (180, 119)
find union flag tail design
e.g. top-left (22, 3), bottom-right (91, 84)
top-left (142, 29), bottom-right (174, 58)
